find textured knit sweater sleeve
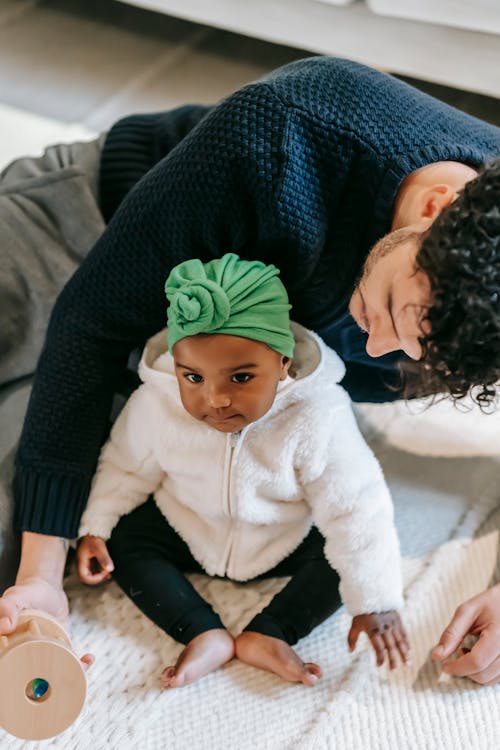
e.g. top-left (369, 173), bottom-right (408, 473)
top-left (14, 84), bottom-right (289, 537)
top-left (298, 385), bottom-right (404, 616)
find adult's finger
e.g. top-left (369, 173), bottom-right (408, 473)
top-left (467, 653), bottom-right (500, 685)
top-left (432, 603), bottom-right (479, 660)
top-left (442, 630), bottom-right (499, 677)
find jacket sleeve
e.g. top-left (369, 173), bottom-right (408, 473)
top-left (78, 385), bottom-right (164, 539)
top-left (298, 385), bottom-right (404, 616)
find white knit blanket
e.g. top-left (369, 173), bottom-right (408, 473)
top-left (3, 408), bottom-right (498, 750)
top-left (1, 111), bottom-right (499, 749)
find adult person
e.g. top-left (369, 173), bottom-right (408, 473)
top-left (0, 56), bottom-right (499, 684)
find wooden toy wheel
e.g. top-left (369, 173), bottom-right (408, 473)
top-left (0, 610), bottom-right (86, 740)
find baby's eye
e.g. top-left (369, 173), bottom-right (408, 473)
top-left (231, 373), bottom-right (252, 384)
top-left (185, 373), bottom-right (203, 383)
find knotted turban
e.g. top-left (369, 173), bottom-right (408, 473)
top-left (165, 253), bottom-right (294, 356)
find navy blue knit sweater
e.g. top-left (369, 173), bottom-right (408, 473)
top-left (15, 57), bottom-right (500, 537)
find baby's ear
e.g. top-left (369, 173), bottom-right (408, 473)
top-left (280, 356), bottom-right (292, 380)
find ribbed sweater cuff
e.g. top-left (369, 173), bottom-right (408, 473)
top-left (13, 468), bottom-right (91, 539)
top-left (99, 113), bottom-right (159, 223)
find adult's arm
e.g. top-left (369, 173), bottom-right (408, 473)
top-left (14, 84), bottom-right (289, 539)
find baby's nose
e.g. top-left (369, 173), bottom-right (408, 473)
top-left (207, 389), bottom-right (231, 408)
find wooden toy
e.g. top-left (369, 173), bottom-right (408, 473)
top-left (0, 609), bottom-right (86, 740)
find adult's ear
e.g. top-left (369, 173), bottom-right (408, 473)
top-left (418, 183), bottom-right (457, 222)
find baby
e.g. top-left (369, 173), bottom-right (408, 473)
top-left (77, 253), bottom-right (409, 688)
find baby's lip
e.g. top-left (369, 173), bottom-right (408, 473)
top-left (207, 414), bottom-right (239, 422)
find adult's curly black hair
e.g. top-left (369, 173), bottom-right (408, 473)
top-left (401, 158), bottom-right (500, 408)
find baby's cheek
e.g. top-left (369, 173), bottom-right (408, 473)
top-left (178, 389), bottom-right (202, 420)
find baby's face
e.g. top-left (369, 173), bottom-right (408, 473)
top-left (173, 334), bottom-right (291, 432)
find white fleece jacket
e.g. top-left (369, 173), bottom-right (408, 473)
top-left (79, 322), bottom-right (404, 615)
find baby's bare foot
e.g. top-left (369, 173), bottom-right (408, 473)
top-left (235, 631), bottom-right (321, 686)
top-left (160, 629), bottom-right (234, 689)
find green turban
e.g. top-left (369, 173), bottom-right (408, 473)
top-left (165, 253), bottom-right (294, 357)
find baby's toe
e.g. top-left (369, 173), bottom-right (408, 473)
top-left (302, 662), bottom-right (322, 686)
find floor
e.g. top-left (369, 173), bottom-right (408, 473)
top-left (0, 0), bottom-right (498, 139)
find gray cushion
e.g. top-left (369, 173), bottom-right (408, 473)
top-left (0, 380), bottom-right (31, 592)
top-left (0, 140), bottom-right (105, 386)
top-left (0, 139), bottom-right (104, 589)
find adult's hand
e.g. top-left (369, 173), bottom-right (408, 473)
top-left (0, 577), bottom-right (94, 669)
top-left (432, 584), bottom-right (500, 685)
top-left (0, 577), bottom-right (69, 634)
top-left (0, 532), bottom-right (69, 635)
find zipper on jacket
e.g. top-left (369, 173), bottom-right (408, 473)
top-left (223, 431), bottom-right (240, 516)
top-left (221, 430), bottom-right (240, 573)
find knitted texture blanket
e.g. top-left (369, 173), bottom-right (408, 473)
top-left (3, 412), bottom-right (499, 750)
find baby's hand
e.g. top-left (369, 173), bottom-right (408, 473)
top-left (348, 611), bottom-right (411, 670)
top-left (77, 535), bottom-right (115, 585)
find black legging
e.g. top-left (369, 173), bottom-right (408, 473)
top-left (107, 497), bottom-right (342, 646)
